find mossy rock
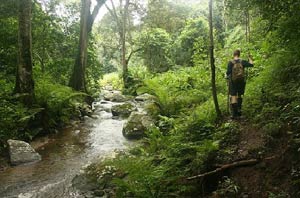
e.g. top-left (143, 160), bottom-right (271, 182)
top-left (135, 93), bottom-right (158, 102)
top-left (122, 112), bottom-right (155, 139)
top-left (135, 93), bottom-right (161, 120)
top-left (143, 101), bottom-right (161, 120)
top-left (111, 103), bottom-right (137, 118)
top-left (103, 91), bottom-right (129, 102)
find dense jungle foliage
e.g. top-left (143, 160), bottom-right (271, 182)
top-left (1, 0), bottom-right (300, 197)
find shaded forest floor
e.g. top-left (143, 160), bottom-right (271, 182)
top-left (209, 118), bottom-right (297, 197)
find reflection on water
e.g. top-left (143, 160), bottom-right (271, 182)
top-left (0, 101), bottom-right (132, 198)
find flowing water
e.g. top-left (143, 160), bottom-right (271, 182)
top-left (0, 100), bottom-right (132, 198)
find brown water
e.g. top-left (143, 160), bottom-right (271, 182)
top-left (0, 101), bottom-right (132, 198)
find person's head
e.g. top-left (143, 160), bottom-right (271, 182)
top-left (233, 49), bottom-right (241, 58)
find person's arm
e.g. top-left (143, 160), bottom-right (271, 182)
top-left (242, 55), bottom-right (254, 67)
top-left (248, 54), bottom-right (254, 65)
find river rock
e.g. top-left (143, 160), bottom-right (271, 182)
top-left (103, 91), bottom-right (128, 102)
top-left (111, 94), bottom-right (128, 102)
top-left (74, 102), bottom-right (93, 117)
top-left (80, 103), bottom-right (93, 117)
top-left (143, 101), bottom-right (161, 119)
top-left (104, 85), bottom-right (114, 91)
top-left (122, 112), bottom-right (155, 139)
top-left (135, 93), bottom-right (157, 102)
top-left (72, 174), bottom-right (98, 192)
top-left (111, 103), bottom-right (137, 118)
top-left (7, 139), bottom-right (41, 165)
top-left (102, 91), bottom-right (113, 101)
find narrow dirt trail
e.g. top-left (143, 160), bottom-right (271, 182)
top-left (227, 120), bottom-right (293, 197)
top-left (236, 120), bottom-right (265, 159)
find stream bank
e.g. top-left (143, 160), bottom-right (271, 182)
top-left (0, 96), bottom-right (133, 198)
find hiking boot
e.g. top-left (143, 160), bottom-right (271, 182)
top-left (230, 103), bottom-right (239, 119)
top-left (237, 98), bottom-right (243, 116)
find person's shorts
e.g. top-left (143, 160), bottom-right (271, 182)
top-left (229, 81), bottom-right (246, 96)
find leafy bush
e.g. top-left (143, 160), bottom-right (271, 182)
top-left (137, 66), bottom-right (226, 116)
top-left (244, 52), bottom-right (300, 127)
top-left (123, 66), bottom-right (152, 95)
top-left (0, 74), bottom-right (86, 152)
top-left (263, 122), bottom-right (282, 138)
top-left (0, 97), bottom-right (35, 150)
top-left (35, 78), bottom-right (86, 128)
top-left (0, 74), bottom-right (36, 150)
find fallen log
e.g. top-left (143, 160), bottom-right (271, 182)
top-left (187, 159), bottom-right (259, 180)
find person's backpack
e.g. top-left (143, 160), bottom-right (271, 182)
top-left (231, 60), bottom-right (244, 82)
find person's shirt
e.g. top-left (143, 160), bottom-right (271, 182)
top-left (226, 58), bottom-right (253, 78)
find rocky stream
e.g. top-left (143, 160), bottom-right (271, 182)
top-left (0, 91), bottom-right (158, 198)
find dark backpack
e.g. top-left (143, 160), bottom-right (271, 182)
top-left (231, 60), bottom-right (244, 82)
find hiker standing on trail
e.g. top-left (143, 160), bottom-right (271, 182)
top-left (226, 49), bottom-right (253, 118)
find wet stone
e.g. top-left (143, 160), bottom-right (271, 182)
top-left (135, 93), bottom-right (157, 102)
top-left (74, 130), bottom-right (80, 134)
top-left (111, 102), bottom-right (137, 118)
top-left (103, 91), bottom-right (128, 102)
top-left (72, 174), bottom-right (98, 192)
top-left (122, 112), bottom-right (155, 139)
top-left (94, 190), bottom-right (105, 197)
top-left (7, 139), bottom-right (42, 166)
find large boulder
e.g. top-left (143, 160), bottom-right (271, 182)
top-left (122, 112), bottom-right (155, 139)
top-left (7, 139), bottom-right (41, 165)
top-left (111, 103), bottom-right (137, 118)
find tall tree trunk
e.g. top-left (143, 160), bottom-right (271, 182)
top-left (69, 0), bottom-right (90, 92)
top-left (222, 0), bottom-right (227, 32)
top-left (122, 0), bottom-right (130, 88)
top-left (69, 0), bottom-right (106, 92)
top-left (246, 10), bottom-right (250, 42)
top-left (245, 10), bottom-right (249, 42)
top-left (15, 0), bottom-right (35, 106)
top-left (209, 0), bottom-right (221, 119)
top-left (106, 0), bottom-right (131, 88)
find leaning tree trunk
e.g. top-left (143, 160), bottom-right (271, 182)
top-left (209, 0), bottom-right (221, 118)
top-left (69, 0), bottom-right (106, 92)
top-left (15, 0), bottom-right (35, 106)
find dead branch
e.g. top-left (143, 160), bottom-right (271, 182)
top-left (187, 159), bottom-right (259, 180)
